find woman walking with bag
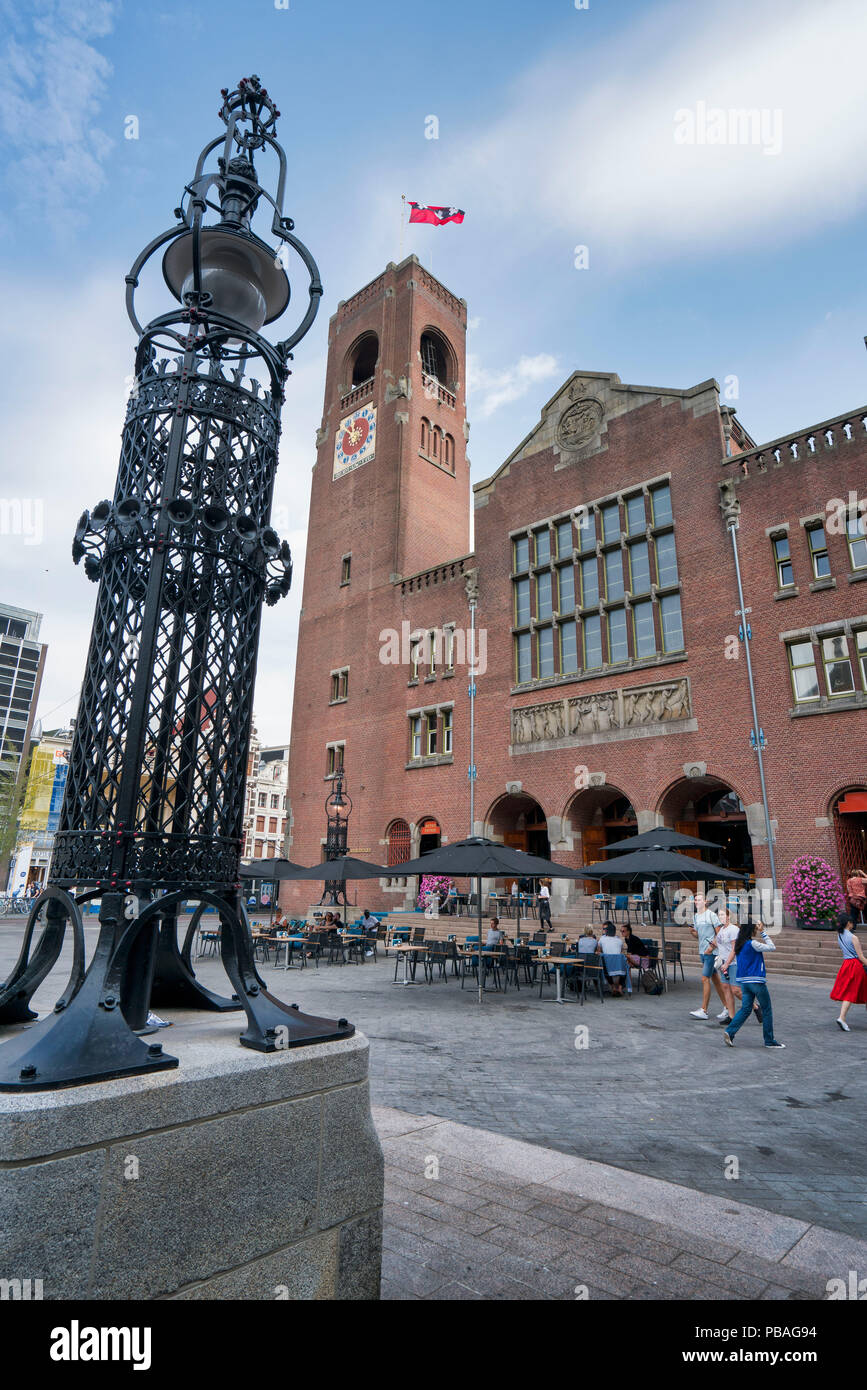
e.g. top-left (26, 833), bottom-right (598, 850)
top-left (831, 910), bottom-right (867, 1031)
top-left (723, 921), bottom-right (786, 1049)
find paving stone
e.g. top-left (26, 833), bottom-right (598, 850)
top-left (381, 1248), bottom-right (451, 1298)
top-left (670, 1251), bottom-right (773, 1298)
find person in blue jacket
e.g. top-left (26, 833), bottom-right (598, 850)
top-left (722, 921), bottom-right (786, 1048)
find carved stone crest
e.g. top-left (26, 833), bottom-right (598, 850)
top-left (557, 398), bottom-right (604, 451)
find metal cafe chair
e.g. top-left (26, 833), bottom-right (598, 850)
top-left (591, 894), bottom-right (610, 925)
top-left (663, 940), bottom-right (685, 983)
top-left (574, 957), bottom-right (606, 1004)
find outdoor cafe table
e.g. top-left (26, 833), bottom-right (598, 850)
top-left (456, 945), bottom-right (507, 992)
top-left (539, 954), bottom-right (578, 1004)
top-left (391, 942), bottom-right (429, 985)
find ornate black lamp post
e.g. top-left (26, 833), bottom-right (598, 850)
top-left (320, 773), bottom-right (352, 905)
top-left (0, 77), bottom-right (353, 1090)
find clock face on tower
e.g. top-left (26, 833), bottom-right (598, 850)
top-left (333, 404), bottom-right (376, 480)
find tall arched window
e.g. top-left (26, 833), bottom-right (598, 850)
top-left (431, 427), bottom-right (440, 459)
top-left (444, 433), bottom-right (454, 470)
top-left (420, 417), bottom-right (429, 453)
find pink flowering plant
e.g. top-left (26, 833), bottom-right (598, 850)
top-left (782, 855), bottom-right (845, 927)
top-left (417, 874), bottom-right (451, 909)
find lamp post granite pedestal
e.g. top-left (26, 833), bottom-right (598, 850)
top-left (0, 1024), bottom-right (383, 1300)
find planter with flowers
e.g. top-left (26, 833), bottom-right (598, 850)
top-left (417, 874), bottom-right (452, 913)
top-left (782, 855), bottom-right (845, 930)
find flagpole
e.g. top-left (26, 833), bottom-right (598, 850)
top-left (399, 195), bottom-right (405, 260)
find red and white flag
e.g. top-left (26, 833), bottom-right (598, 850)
top-left (407, 202), bottom-right (465, 226)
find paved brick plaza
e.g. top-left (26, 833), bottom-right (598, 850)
top-left (3, 920), bottom-right (864, 1264)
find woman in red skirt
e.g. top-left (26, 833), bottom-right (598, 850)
top-left (831, 911), bottom-right (867, 1031)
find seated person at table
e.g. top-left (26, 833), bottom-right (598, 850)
top-left (598, 922), bottom-right (627, 996)
top-left (359, 908), bottom-right (377, 932)
top-left (485, 918), bottom-right (504, 948)
top-left (623, 925), bottom-right (655, 974)
top-left (577, 927), bottom-right (598, 954)
top-left (331, 912), bottom-right (344, 930)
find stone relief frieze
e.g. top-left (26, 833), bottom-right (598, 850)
top-left (511, 677), bottom-right (691, 747)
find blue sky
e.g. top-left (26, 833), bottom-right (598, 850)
top-left (1, 0), bottom-right (865, 742)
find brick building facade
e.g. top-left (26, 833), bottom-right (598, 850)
top-left (282, 255), bottom-right (867, 917)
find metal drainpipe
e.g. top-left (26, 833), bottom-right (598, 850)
top-left (727, 519), bottom-right (779, 893)
top-left (469, 597), bottom-right (476, 836)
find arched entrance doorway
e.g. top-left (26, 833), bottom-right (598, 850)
top-left (486, 794), bottom-right (550, 860)
top-left (658, 776), bottom-right (754, 879)
top-left (418, 816), bottom-right (441, 856)
top-left (831, 788), bottom-right (867, 882)
top-left (565, 785), bottom-right (637, 891)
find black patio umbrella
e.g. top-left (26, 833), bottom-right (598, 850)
top-left (602, 826), bottom-right (721, 854)
top-left (390, 837), bottom-right (586, 1001)
top-left (579, 848), bottom-right (747, 991)
top-left (282, 855), bottom-right (390, 910)
top-left (594, 828), bottom-right (724, 927)
top-left (238, 858), bottom-right (307, 927)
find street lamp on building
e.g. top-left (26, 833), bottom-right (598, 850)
top-left (0, 77), bottom-right (353, 1090)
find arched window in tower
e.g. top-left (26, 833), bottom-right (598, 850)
top-left (346, 332), bottom-right (379, 389)
top-left (420, 328), bottom-right (455, 388)
top-left (444, 433), bottom-right (454, 470)
top-left (431, 426), bottom-right (440, 459)
top-left (420, 417), bottom-right (429, 453)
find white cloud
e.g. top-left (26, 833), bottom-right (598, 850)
top-left (0, 1), bottom-right (116, 228)
top-left (467, 352), bottom-right (559, 419)
top-left (452, 0), bottom-right (867, 268)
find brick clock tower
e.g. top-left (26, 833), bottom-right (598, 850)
top-left (284, 256), bottom-right (472, 906)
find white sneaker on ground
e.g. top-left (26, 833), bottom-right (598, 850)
top-left (716, 1010), bottom-right (730, 1021)
top-left (836, 1018), bottom-right (850, 1032)
top-left (690, 1008), bottom-right (709, 1020)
